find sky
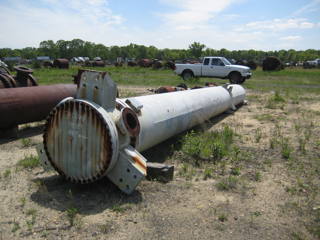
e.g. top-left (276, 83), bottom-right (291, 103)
top-left (0, 0), bottom-right (319, 50)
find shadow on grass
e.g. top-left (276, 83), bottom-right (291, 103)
top-left (0, 124), bottom-right (44, 145)
top-left (30, 175), bottom-right (142, 215)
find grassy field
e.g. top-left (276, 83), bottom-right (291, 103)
top-left (32, 65), bottom-right (320, 94)
top-left (0, 66), bottom-right (319, 239)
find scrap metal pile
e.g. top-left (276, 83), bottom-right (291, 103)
top-left (0, 66), bottom-right (38, 89)
top-left (38, 70), bottom-right (246, 194)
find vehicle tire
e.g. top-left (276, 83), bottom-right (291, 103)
top-left (182, 71), bottom-right (194, 81)
top-left (239, 77), bottom-right (246, 84)
top-left (229, 72), bottom-right (242, 84)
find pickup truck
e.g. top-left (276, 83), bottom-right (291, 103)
top-left (174, 57), bottom-right (252, 84)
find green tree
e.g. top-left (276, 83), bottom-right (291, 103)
top-left (1, 38), bottom-right (320, 63)
top-left (20, 47), bottom-right (38, 59)
top-left (69, 39), bottom-right (85, 57)
top-left (39, 40), bottom-right (57, 58)
top-left (188, 42), bottom-right (206, 58)
top-left (56, 40), bottom-right (71, 58)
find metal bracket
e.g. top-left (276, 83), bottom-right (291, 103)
top-left (107, 146), bottom-right (147, 194)
top-left (77, 71), bottom-right (117, 110)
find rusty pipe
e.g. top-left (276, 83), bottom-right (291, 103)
top-left (0, 84), bottom-right (77, 129)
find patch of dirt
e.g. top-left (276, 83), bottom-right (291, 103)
top-left (0, 87), bottom-right (319, 240)
top-left (308, 102), bottom-right (320, 112)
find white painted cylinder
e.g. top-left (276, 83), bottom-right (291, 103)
top-left (127, 84), bottom-right (245, 151)
top-left (40, 69), bottom-right (246, 193)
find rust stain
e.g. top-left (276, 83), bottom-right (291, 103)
top-left (132, 156), bottom-right (146, 171)
top-left (93, 86), bottom-right (99, 103)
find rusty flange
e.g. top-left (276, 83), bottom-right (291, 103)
top-left (14, 66), bottom-right (38, 87)
top-left (14, 66), bottom-right (33, 74)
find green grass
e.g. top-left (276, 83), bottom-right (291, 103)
top-left (254, 113), bottom-right (274, 122)
top-left (245, 67), bottom-right (320, 94)
top-left (3, 169), bottom-right (11, 178)
top-left (181, 125), bottom-right (234, 163)
top-left (66, 207), bottom-right (78, 226)
top-left (33, 65), bottom-right (185, 87)
top-left (178, 163), bottom-right (196, 180)
top-left (218, 213), bottom-right (228, 222)
top-left (11, 222), bottom-right (20, 233)
top-left (110, 204), bottom-right (132, 213)
top-left (254, 128), bottom-right (262, 143)
top-left (203, 167), bottom-right (214, 180)
top-left (20, 197), bottom-right (26, 208)
top-left (17, 155), bottom-right (40, 169)
top-left (230, 167), bottom-right (241, 176)
top-left (26, 208), bottom-right (37, 230)
top-left (216, 176), bottom-right (239, 191)
top-left (253, 171), bottom-right (262, 182)
top-left (281, 138), bottom-right (292, 159)
top-left (21, 138), bottom-right (32, 148)
top-left (265, 91), bottom-right (286, 109)
top-left (30, 66), bottom-right (320, 94)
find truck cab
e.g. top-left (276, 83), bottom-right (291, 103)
top-left (202, 57), bottom-right (231, 78)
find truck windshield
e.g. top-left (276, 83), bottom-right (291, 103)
top-left (221, 58), bottom-right (231, 65)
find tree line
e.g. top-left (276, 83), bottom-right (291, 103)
top-left (0, 39), bottom-right (319, 63)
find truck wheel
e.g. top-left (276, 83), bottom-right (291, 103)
top-left (182, 71), bottom-right (193, 81)
top-left (229, 72), bottom-right (242, 84)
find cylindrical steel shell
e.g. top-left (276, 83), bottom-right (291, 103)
top-left (132, 85), bottom-right (245, 151)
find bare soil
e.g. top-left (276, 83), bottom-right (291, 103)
top-left (0, 88), bottom-right (319, 240)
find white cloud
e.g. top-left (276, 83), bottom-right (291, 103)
top-left (293, 0), bottom-right (320, 16)
top-left (51, 0), bottom-right (124, 25)
top-left (239, 18), bottom-right (316, 32)
top-left (0, 0), bottom-right (125, 48)
top-left (159, 0), bottom-right (236, 30)
top-left (280, 36), bottom-right (302, 41)
top-left (160, 0), bottom-right (234, 12)
top-left (222, 14), bottom-right (240, 21)
top-left (0, 0), bottom-right (318, 51)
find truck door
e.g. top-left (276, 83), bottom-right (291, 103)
top-left (210, 58), bottom-right (226, 77)
top-left (201, 58), bottom-right (215, 77)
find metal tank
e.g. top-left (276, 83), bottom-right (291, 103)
top-left (39, 70), bottom-right (245, 194)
